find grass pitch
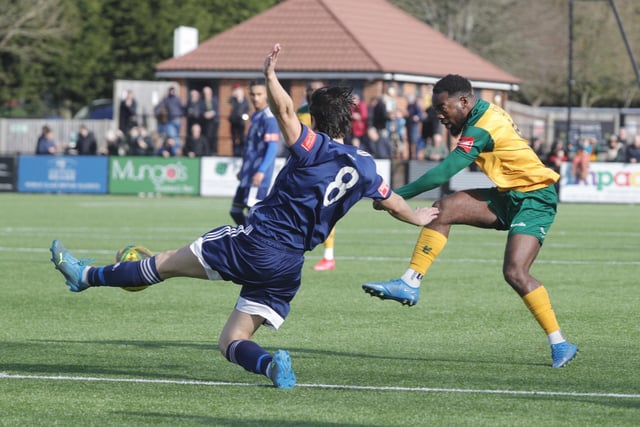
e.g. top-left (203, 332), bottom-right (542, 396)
top-left (1, 193), bottom-right (639, 426)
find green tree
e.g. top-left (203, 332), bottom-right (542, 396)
top-left (0, 0), bottom-right (75, 116)
top-left (1, 0), bottom-right (280, 117)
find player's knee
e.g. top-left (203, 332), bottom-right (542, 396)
top-left (154, 249), bottom-right (178, 277)
top-left (218, 336), bottom-right (231, 357)
top-left (502, 264), bottom-right (528, 287)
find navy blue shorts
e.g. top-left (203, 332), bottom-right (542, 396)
top-left (190, 225), bottom-right (304, 324)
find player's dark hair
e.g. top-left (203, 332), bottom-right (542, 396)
top-left (433, 74), bottom-right (473, 97)
top-left (309, 86), bottom-right (354, 139)
top-left (249, 78), bottom-right (266, 88)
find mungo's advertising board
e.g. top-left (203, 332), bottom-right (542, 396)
top-left (109, 156), bottom-right (200, 195)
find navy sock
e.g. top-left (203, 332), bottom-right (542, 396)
top-left (87, 257), bottom-right (163, 288)
top-left (229, 209), bottom-right (246, 227)
top-left (225, 339), bottom-right (272, 376)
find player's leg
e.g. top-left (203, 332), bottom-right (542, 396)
top-left (363, 189), bottom-right (500, 306)
top-left (313, 227), bottom-right (336, 271)
top-left (230, 186), bottom-right (248, 226)
top-left (220, 306), bottom-right (296, 389)
top-left (50, 239), bottom-right (207, 292)
top-left (504, 233), bottom-right (578, 367)
top-left (504, 185), bottom-right (578, 367)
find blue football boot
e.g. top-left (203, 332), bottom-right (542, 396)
top-left (551, 341), bottom-right (578, 368)
top-left (362, 278), bottom-right (419, 306)
top-left (268, 350), bottom-right (296, 389)
top-left (50, 240), bottom-right (90, 292)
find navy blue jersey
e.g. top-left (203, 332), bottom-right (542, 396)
top-left (239, 107), bottom-right (280, 189)
top-left (249, 125), bottom-right (391, 251)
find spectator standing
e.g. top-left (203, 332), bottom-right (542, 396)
top-left (348, 93), bottom-right (368, 147)
top-left (154, 87), bottom-right (185, 153)
top-left (229, 83), bottom-right (250, 157)
top-left (35, 126), bottom-right (57, 155)
top-left (296, 80), bottom-right (324, 128)
top-left (362, 126), bottom-right (392, 159)
top-left (530, 137), bottom-right (547, 161)
top-left (546, 140), bottom-right (568, 174)
top-left (184, 123), bottom-right (209, 158)
top-left (370, 96), bottom-right (388, 133)
top-left (383, 86), bottom-right (397, 120)
top-left (625, 134), bottom-right (640, 163)
top-left (571, 137), bottom-right (593, 183)
top-left (185, 89), bottom-right (205, 138)
top-left (420, 105), bottom-right (442, 160)
top-left (546, 141), bottom-right (568, 193)
top-left (76, 124), bottom-right (98, 155)
top-left (617, 127), bottom-right (629, 146)
top-left (229, 79), bottom-right (280, 226)
top-left (202, 86), bottom-right (220, 155)
top-left (405, 93), bottom-right (424, 159)
top-left (119, 90), bottom-right (138, 134)
top-left (602, 134), bottom-right (626, 162)
top-left (387, 110), bottom-right (407, 159)
top-left (423, 133), bottom-right (449, 162)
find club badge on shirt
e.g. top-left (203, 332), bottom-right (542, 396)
top-left (301, 130), bottom-right (317, 152)
top-left (457, 136), bottom-right (475, 153)
top-left (378, 181), bottom-right (390, 198)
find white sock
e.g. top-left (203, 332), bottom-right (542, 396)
top-left (323, 248), bottom-right (334, 260)
top-left (548, 330), bottom-right (565, 345)
top-left (81, 267), bottom-right (90, 286)
top-left (401, 269), bottom-right (422, 288)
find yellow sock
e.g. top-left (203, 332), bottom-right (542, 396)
top-left (322, 227), bottom-right (336, 260)
top-left (522, 286), bottom-right (560, 335)
top-left (324, 227), bottom-right (335, 249)
top-left (408, 228), bottom-right (448, 276)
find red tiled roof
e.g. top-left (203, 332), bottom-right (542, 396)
top-left (156, 0), bottom-right (520, 86)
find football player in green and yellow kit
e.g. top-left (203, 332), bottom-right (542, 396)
top-left (363, 74), bottom-right (577, 368)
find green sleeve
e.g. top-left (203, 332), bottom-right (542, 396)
top-left (394, 149), bottom-right (475, 199)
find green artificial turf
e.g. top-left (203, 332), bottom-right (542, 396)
top-left (1, 193), bottom-right (638, 426)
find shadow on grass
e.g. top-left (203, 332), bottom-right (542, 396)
top-left (28, 338), bottom-right (214, 350)
top-left (18, 338), bottom-right (520, 365)
top-left (117, 412), bottom-right (361, 427)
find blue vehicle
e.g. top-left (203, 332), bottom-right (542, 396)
top-left (73, 99), bottom-right (113, 120)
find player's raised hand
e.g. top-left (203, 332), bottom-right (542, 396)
top-left (264, 43), bottom-right (281, 77)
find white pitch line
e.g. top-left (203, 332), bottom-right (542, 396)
top-left (1, 372), bottom-right (638, 399)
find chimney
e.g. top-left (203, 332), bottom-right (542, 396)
top-left (173, 26), bottom-right (198, 57)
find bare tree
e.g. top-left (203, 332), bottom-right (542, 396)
top-left (0, 0), bottom-right (73, 61)
top-left (391, 0), bottom-right (640, 107)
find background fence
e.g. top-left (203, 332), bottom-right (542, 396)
top-left (2, 103), bottom-right (640, 156)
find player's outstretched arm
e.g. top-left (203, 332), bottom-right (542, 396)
top-left (264, 43), bottom-right (301, 147)
top-left (395, 149), bottom-right (472, 199)
top-left (376, 192), bottom-right (439, 226)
